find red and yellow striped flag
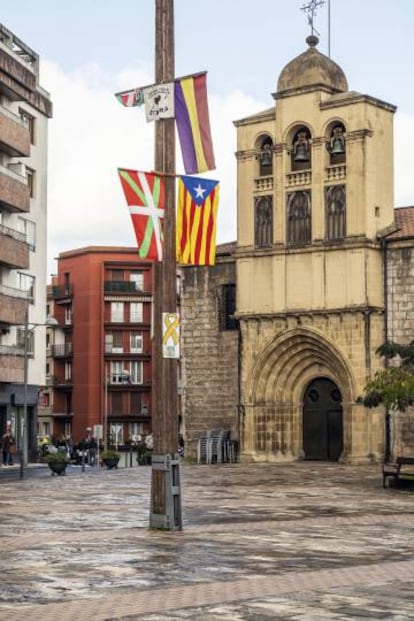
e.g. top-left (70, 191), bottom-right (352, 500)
top-left (176, 175), bottom-right (219, 266)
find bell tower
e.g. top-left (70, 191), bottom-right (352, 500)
top-left (234, 30), bottom-right (396, 464)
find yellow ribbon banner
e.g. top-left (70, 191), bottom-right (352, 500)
top-left (162, 312), bottom-right (180, 359)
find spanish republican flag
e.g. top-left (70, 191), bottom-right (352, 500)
top-left (176, 175), bottom-right (219, 266)
top-left (174, 73), bottom-right (216, 175)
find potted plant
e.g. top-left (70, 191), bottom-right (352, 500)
top-left (100, 449), bottom-right (121, 470)
top-left (43, 451), bottom-right (70, 476)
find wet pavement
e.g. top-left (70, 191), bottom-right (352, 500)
top-left (0, 461), bottom-right (413, 620)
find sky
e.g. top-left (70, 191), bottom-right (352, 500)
top-left (2, 0), bottom-right (414, 277)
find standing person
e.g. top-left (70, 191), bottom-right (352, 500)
top-left (2, 427), bottom-right (15, 466)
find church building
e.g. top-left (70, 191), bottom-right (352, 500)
top-left (180, 34), bottom-right (414, 464)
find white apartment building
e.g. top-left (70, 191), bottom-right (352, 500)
top-left (0, 23), bottom-right (52, 460)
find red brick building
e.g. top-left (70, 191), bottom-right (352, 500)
top-left (41, 247), bottom-right (154, 445)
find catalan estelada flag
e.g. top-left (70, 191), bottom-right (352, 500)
top-left (175, 73), bottom-right (216, 175)
top-left (118, 169), bottom-right (164, 261)
top-left (176, 175), bottom-right (219, 266)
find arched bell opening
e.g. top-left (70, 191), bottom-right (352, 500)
top-left (326, 121), bottom-right (346, 166)
top-left (256, 135), bottom-right (273, 177)
top-left (290, 125), bottom-right (312, 172)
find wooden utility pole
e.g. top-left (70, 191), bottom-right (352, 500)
top-left (150, 0), bottom-right (182, 530)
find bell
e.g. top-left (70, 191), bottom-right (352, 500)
top-left (260, 150), bottom-right (272, 167)
top-left (330, 138), bottom-right (345, 155)
top-left (294, 144), bottom-right (309, 162)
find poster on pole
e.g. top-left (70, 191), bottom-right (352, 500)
top-left (162, 312), bottom-right (180, 359)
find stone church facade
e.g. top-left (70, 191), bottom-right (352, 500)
top-left (180, 36), bottom-right (414, 464)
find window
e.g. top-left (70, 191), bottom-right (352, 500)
top-left (129, 422), bottom-right (143, 440)
top-left (64, 307), bottom-right (72, 325)
top-left (130, 361), bottom-right (143, 384)
top-left (17, 272), bottom-right (35, 301)
top-left (65, 362), bottom-right (72, 381)
top-left (110, 269), bottom-right (124, 281)
top-left (219, 284), bottom-right (238, 331)
top-left (105, 332), bottom-right (123, 353)
top-left (110, 423), bottom-right (124, 446)
top-left (19, 109), bottom-right (35, 144)
top-left (111, 393), bottom-right (123, 415)
top-left (17, 217), bottom-right (36, 250)
top-left (287, 191), bottom-right (311, 245)
top-left (111, 302), bottom-right (124, 322)
top-left (26, 167), bottom-right (35, 198)
top-left (130, 331), bottom-right (143, 353)
top-left (130, 393), bottom-right (142, 415)
top-left (130, 271), bottom-right (144, 291)
top-left (110, 361), bottom-right (125, 383)
top-left (130, 302), bottom-right (143, 323)
top-left (40, 392), bottom-right (50, 406)
top-left (17, 327), bottom-right (34, 355)
top-left (255, 196), bottom-right (273, 248)
top-left (326, 185), bottom-right (346, 240)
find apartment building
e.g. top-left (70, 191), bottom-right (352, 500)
top-left (41, 247), bottom-right (154, 445)
top-left (0, 24), bottom-right (52, 458)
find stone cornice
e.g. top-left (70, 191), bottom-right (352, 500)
top-left (237, 305), bottom-right (384, 322)
top-left (235, 237), bottom-right (381, 259)
top-left (320, 93), bottom-right (396, 114)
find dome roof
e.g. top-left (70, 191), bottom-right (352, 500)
top-left (277, 36), bottom-right (348, 95)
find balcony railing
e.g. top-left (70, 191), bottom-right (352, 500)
top-left (0, 165), bottom-right (30, 212)
top-left (104, 281), bottom-right (146, 294)
top-left (51, 284), bottom-right (73, 299)
top-left (51, 343), bottom-right (73, 357)
top-left (0, 224), bottom-right (29, 268)
top-left (0, 104), bottom-right (30, 157)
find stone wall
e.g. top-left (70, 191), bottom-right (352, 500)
top-left (386, 241), bottom-right (414, 456)
top-left (180, 253), bottom-right (239, 460)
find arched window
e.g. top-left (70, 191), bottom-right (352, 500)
top-left (327, 123), bottom-right (346, 165)
top-left (287, 191), bottom-right (311, 245)
top-left (258, 137), bottom-right (273, 177)
top-left (255, 196), bottom-right (273, 248)
top-left (326, 185), bottom-right (346, 240)
top-left (291, 126), bottom-right (311, 171)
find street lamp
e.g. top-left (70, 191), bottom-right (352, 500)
top-left (20, 312), bottom-right (58, 479)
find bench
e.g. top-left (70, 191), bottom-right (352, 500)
top-left (382, 457), bottom-right (414, 488)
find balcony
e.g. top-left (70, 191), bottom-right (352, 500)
top-left (0, 105), bottom-right (30, 157)
top-left (51, 284), bottom-right (73, 300)
top-left (0, 285), bottom-right (28, 325)
top-left (0, 345), bottom-right (24, 383)
top-left (104, 280), bottom-right (148, 295)
top-left (254, 176), bottom-right (274, 193)
top-left (0, 164), bottom-right (30, 212)
top-left (51, 343), bottom-right (73, 358)
top-left (0, 223), bottom-right (29, 268)
top-left (286, 170), bottom-right (312, 187)
top-left (52, 376), bottom-right (73, 390)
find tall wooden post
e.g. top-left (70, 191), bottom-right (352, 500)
top-left (150, 0), bottom-right (182, 530)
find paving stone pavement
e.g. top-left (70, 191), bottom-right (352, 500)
top-left (0, 461), bottom-right (413, 620)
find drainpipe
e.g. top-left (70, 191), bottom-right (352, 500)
top-left (381, 235), bottom-right (391, 462)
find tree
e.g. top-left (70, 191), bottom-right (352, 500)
top-left (361, 341), bottom-right (414, 411)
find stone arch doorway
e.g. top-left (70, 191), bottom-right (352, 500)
top-left (303, 377), bottom-right (343, 461)
top-left (244, 326), bottom-right (356, 462)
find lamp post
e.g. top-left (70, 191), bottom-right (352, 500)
top-left (19, 312), bottom-right (58, 479)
